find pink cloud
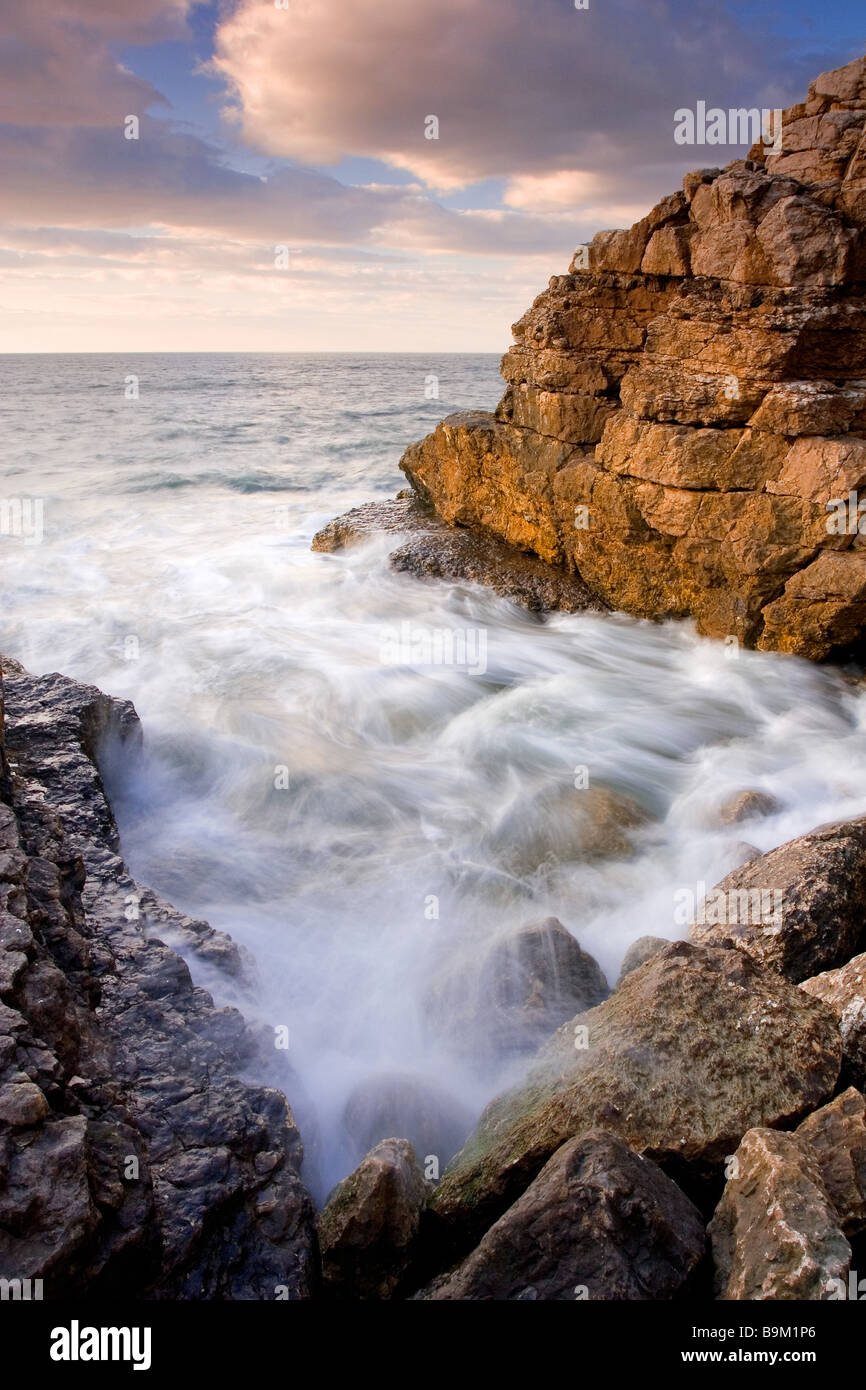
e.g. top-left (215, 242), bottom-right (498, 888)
top-left (0, 0), bottom-right (193, 126)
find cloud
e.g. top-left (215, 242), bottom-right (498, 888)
top-left (1, 0), bottom-right (861, 350)
top-left (0, 113), bottom-right (582, 259)
top-left (0, 0), bottom-right (197, 127)
top-left (210, 0), bottom-right (838, 190)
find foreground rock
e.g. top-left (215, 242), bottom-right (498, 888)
top-left (425, 916), bottom-right (609, 1059)
top-left (690, 817), bottom-right (866, 981)
top-left (428, 942), bottom-right (840, 1257)
top-left (365, 57), bottom-right (866, 659)
top-left (801, 951), bottom-right (866, 1087)
top-left (0, 660), bottom-right (316, 1298)
top-left (709, 1129), bottom-right (850, 1300)
top-left (318, 1139), bottom-right (429, 1299)
top-left (423, 1130), bottom-right (705, 1301)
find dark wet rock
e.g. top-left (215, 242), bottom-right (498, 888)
top-left (718, 789), bottom-right (783, 825)
top-left (428, 942), bottom-right (840, 1260)
top-left (425, 916), bottom-right (609, 1059)
top-left (311, 493), bottom-right (433, 551)
top-left (0, 660), bottom-right (316, 1299)
top-left (389, 528), bottom-right (601, 614)
top-left (709, 1128), bottom-right (850, 1300)
top-left (615, 935), bottom-right (670, 987)
top-left (318, 1138), bottom-right (429, 1300)
top-left (312, 492), bottom-right (602, 614)
top-left (342, 1072), bottom-right (473, 1175)
top-left (801, 951), bottom-right (866, 1088)
top-left (421, 1129), bottom-right (705, 1301)
top-left (796, 1088), bottom-right (866, 1237)
top-left (690, 816), bottom-right (866, 981)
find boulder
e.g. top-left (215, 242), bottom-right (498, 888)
top-left (801, 952), bottom-right (866, 1089)
top-left (615, 935), bottom-right (670, 987)
top-left (709, 1129), bottom-right (850, 1300)
top-left (318, 1139), bottom-right (429, 1299)
top-left (425, 917), bottom-right (609, 1059)
top-left (428, 942), bottom-right (840, 1257)
top-left (485, 784), bottom-right (649, 875)
top-left (796, 1088), bottom-right (866, 1237)
top-left (755, 194), bottom-right (856, 287)
top-left (423, 1130), bottom-right (705, 1301)
top-left (690, 817), bottom-right (866, 981)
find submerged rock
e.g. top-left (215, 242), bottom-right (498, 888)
top-left (425, 916), bottom-right (609, 1059)
top-left (717, 789), bottom-right (783, 826)
top-left (690, 816), bottom-right (866, 981)
top-left (422, 1130), bottom-right (705, 1301)
top-left (428, 941), bottom-right (840, 1259)
top-left (318, 1139), bottom-right (429, 1299)
top-left (485, 783), bottom-right (649, 875)
top-left (709, 1129), bottom-right (851, 1300)
top-left (311, 493), bottom-right (434, 551)
top-left (342, 1072), bottom-right (473, 1174)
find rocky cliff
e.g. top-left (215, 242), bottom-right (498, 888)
top-left (0, 659), bottom-right (316, 1299)
top-left (395, 55), bottom-right (866, 659)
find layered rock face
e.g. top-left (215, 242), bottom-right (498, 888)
top-left (400, 57), bottom-right (866, 658)
top-left (0, 660), bottom-right (316, 1299)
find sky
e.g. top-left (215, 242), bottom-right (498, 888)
top-left (0, 0), bottom-right (863, 352)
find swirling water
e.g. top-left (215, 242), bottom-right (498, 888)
top-left (3, 352), bottom-right (866, 1198)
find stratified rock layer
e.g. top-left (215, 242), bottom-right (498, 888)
top-left (0, 661), bottom-right (316, 1299)
top-left (398, 57), bottom-right (866, 658)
